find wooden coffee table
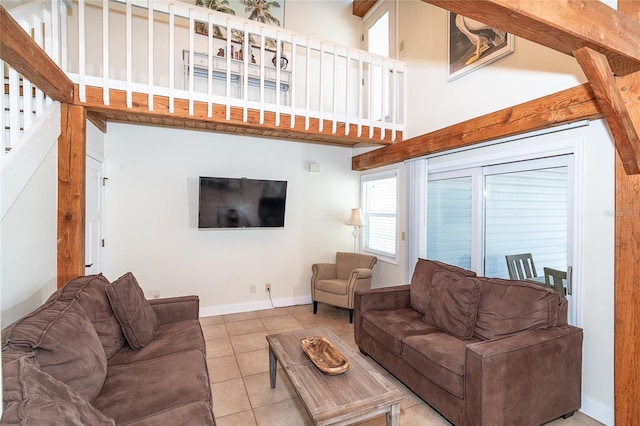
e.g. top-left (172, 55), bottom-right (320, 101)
top-left (266, 327), bottom-right (403, 425)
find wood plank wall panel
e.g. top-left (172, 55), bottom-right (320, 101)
top-left (616, 2), bottom-right (640, 422)
top-left (57, 104), bottom-right (86, 288)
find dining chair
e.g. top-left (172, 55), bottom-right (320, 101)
top-left (505, 253), bottom-right (537, 280)
top-left (544, 267), bottom-right (567, 298)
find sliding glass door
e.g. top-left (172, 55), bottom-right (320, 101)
top-left (426, 156), bottom-right (572, 280)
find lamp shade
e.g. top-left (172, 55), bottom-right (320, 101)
top-left (346, 208), bottom-right (363, 227)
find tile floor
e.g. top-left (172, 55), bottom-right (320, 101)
top-left (201, 303), bottom-right (603, 426)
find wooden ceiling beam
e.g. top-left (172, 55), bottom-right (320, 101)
top-left (574, 46), bottom-right (640, 174)
top-left (0, 5), bottom-right (73, 103)
top-left (352, 83), bottom-right (601, 171)
top-left (422, 0), bottom-right (640, 76)
top-left (353, 0), bottom-right (378, 18)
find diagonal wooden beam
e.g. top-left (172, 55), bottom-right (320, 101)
top-left (574, 46), bottom-right (640, 174)
top-left (353, 83), bottom-right (601, 171)
top-left (0, 5), bottom-right (73, 103)
top-left (422, 0), bottom-right (640, 76)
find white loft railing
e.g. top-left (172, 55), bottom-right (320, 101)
top-left (61, 0), bottom-right (405, 141)
top-left (1, 0), bottom-right (60, 159)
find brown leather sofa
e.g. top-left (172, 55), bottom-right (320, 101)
top-left (1, 273), bottom-right (215, 425)
top-left (354, 258), bottom-right (583, 426)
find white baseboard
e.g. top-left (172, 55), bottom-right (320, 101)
top-left (580, 395), bottom-right (614, 426)
top-left (199, 294), bottom-right (313, 317)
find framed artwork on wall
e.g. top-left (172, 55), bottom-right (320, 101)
top-left (195, 0), bottom-right (286, 49)
top-left (448, 12), bottom-right (514, 82)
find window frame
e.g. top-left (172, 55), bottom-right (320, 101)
top-left (361, 169), bottom-right (399, 264)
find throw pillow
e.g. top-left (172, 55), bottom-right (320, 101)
top-left (422, 270), bottom-right (482, 340)
top-left (1, 299), bottom-right (108, 401)
top-left (1, 353), bottom-right (115, 425)
top-left (409, 258), bottom-right (477, 315)
top-left (107, 272), bottom-right (159, 350)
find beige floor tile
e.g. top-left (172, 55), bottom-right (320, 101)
top-left (214, 409), bottom-right (257, 426)
top-left (260, 313), bottom-right (301, 333)
top-left (285, 304), bottom-right (313, 313)
top-left (243, 371), bottom-right (296, 408)
top-left (206, 337), bottom-right (234, 359)
top-left (207, 354), bottom-right (241, 383)
top-left (226, 319), bottom-right (266, 337)
top-left (290, 310), bottom-right (333, 325)
top-left (224, 311), bottom-right (259, 323)
top-left (236, 348), bottom-right (270, 376)
top-left (202, 323), bottom-right (229, 340)
top-left (546, 412), bottom-right (604, 425)
top-left (255, 307), bottom-right (291, 318)
top-left (252, 397), bottom-right (314, 426)
top-left (200, 315), bottom-right (224, 325)
top-left (211, 378), bottom-right (252, 418)
top-left (230, 331), bottom-right (269, 354)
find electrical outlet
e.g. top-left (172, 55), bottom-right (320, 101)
top-left (265, 283), bottom-right (272, 292)
top-left (250, 284), bottom-right (256, 293)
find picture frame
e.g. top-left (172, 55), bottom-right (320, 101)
top-left (448, 12), bottom-right (514, 82)
top-left (195, 0), bottom-right (285, 50)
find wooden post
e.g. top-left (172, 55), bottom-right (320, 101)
top-left (615, 2), bottom-right (640, 423)
top-left (57, 103), bottom-right (86, 288)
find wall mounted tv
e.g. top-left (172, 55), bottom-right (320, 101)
top-left (198, 176), bottom-right (288, 229)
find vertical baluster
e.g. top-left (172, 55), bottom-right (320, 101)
top-left (126, 0), bottom-right (132, 108)
top-left (357, 53), bottom-right (363, 137)
top-left (259, 28), bottom-right (265, 125)
top-left (103, 0), bottom-right (110, 106)
top-left (318, 42), bottom-right (324, 132)
top-left (331, 45), bottom-right (337, 134)
top-left (242, 22), bottom-right (249, 122)
top-left (207, 14), bottom-right (214, 118)
top-left (57, 0), bottom-right (67, 73)
top-left (289, 34), bottom-right (296, 129)
top-left (50, 0), bottom-right (60, 67)
top-left (344, 49), bottom-right (350, 136)
top-left (391, 62), bottom-right (398, 142)
top-left (275, 31), bottom-right (281, 127)
top-left (225, 18), bottom-right (232, 121)
top-left (304, 39), bottom-right (310, 131)
top-left (148, 0), bottom-right (154, 111)
top-left (188, 8), bottom-right (195, 116)
top-left (32, 15), bottom-right (44, 116)
top-left (169, 3), bottom-right (175, 113)
top-left (368, 57), bottom-right (374, 139)
top-left (9, 69), bottom-right (20, 145)
top-left (380, 60), bottom-right (386, 140)
top-left (1, 59), bottom-right (5, 157)
top-left (78, 0), bottom-right (86, 102)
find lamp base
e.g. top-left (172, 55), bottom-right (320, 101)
top-left (351, 226), bottom-right (359, 252)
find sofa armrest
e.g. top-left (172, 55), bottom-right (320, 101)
top-left (149, 296), bottom-right (200, 325)
top-left (354, 284), bottom-right (410, 313)
top-left (464, 325), bottom-right (583, 426)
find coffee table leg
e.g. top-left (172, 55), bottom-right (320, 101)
top-left (269, 347), bottom-right (277, 388)
top-left (386, 402), bottom-right (400, 426)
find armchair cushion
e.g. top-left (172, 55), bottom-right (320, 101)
top-left (107, 273), bottom-right (159, 351)
top-left (409, 258), bottom-right (476, 315)
top-left (316, 279), bottom-right (348, 295)
top-left (423, 270), bottom-right (482, 340)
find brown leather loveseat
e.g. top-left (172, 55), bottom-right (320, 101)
top-left (1, 273), bottom-right (215, 425)
top-left (354, 258), bottom-right (583, 426)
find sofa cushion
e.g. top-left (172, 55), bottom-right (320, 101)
top-left (362, 308), bottom-right (439, 356)
top-left (1, 353), bottom-right (115, 425)
top-left (474, 277), bottom-right (562, 341)
top-left (108, 320), bottom-right (206, 366)
top-left (409, 258), bottom-right (477, 315)
top-left (423, 270), bottom-right (482, 340)
top-left (92, 350), bottom-right (212, 424)
top-left (1, 299), bottom-right (107, 401)
top-left (107, 273), bottom-right (159, 351)
top-left (402, 333), bottom-right (472, 399)
top-left (49, 274), bottom-right (125, 358)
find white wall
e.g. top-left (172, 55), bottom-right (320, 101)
top-left (103, 124), bottom-right (359, 315)
top-left (1, 146), bottom-right (58, 326)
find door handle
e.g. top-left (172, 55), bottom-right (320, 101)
top-left (85, 263), bottom-right (94, 268)
top-left (567, 265), bottom-right (573, 296)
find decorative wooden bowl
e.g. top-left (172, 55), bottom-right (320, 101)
top-left (300, 336), bottom-right (350, 375)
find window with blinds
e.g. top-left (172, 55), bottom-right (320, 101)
top-left (362, 170), bottom-right (398, 261)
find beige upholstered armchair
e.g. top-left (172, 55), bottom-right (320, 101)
top-left (311, 252), bottom-right (377, 323)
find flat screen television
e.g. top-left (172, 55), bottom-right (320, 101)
top-left (198, 176), bottom-right (287, 229)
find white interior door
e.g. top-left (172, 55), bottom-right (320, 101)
top-left (85, 155), bottom-right (104, 275)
